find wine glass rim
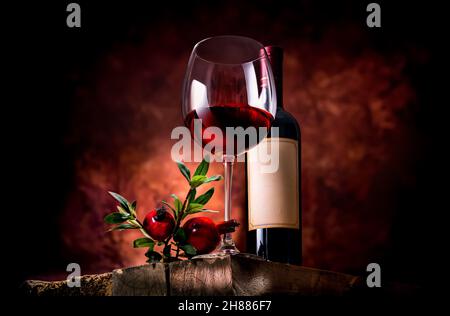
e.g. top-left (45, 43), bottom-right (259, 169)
top-left (192, 35), bottom-right (268, 66)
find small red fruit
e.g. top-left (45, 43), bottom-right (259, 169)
top-left (183, 218), bottom-right (240, 254)
top-left (183, 217), bottom-right (220, 255)
top-left (143, 207), bottom-right (175, 241)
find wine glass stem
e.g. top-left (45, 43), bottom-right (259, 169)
top-left (223, 154), bottom-right (235, 246)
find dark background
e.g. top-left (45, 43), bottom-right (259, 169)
top-left (8, 0), bottom-right (442, 292)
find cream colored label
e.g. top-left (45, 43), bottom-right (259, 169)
top-left (247, 138), bottom-right (299, 230)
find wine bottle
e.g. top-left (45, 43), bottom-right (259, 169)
top-left (246, 46), bottom-right (302, 265)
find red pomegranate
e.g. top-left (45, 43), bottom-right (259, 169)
top-left (143, 207), bottom-right (175, 241)
top-left (183, 217), bottom-right (239, 254)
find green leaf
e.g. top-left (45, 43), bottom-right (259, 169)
top-left (186, 209), bottom-right (219, 215)
top-left (163, 244), bottom-right (172, 257)
top-left (128, 200), bottom-right (137, 217)
top-left (171, 194), bottom-right (183, 213)
top-left (193, 157), bottom-right (209, 176)
top-left (161, 200), bottom-right (177, 216)
top-left (104, 212), bottom-right (130, 224)
top-left (180, 244), bottom-right (197, 256)
top-left (108, 191), bottom-right (130, 213)
top-left (194, 187), bottom-right (214, 205)
top-left (116, 205), bottom-right (128, 214)
top-left (107, 223), bottom-right (139, 232)
top-left (173, 228), bottom-right (187, 244)
top-left (187, 203), bottom-right (204, 212)
top-left (190, 175), bottom-right (207, 188)
top-left (133, 237), bottom-right (155, 249)
top-left (176, 161), bottom-right (191, 182)
top-left (183, 203), bottom-right (211, 219)
top-left (188, 189), bottom-right (196, 203)
top-left (145, 250), bottom-right (162, 263)
top-left (183, 209), bottom-right (219, 219)
top-left (204, 175), bottom-right (223, 184)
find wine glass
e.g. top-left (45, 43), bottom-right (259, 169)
top-left (182, 35), bottom-right (277, 254)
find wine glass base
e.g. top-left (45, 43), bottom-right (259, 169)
top-left (192, 252), bottom-right (266, 261)
top-left (218, 245), bottom-right (240, 255)
top-left (218, 236), bottom-right (239, 254)
top-left (192, 242), bottom-right (240, 260)
top-left (191, 252), bottom-right (235, 260)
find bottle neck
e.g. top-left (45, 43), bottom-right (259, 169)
top-left (272, 61), bottom-right (283, 109)
top-left (275, 78), bottom-right (283, 109)
top-left (265, 46), bottom-right (284, 109)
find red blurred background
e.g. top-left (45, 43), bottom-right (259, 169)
top-left (12, 0), bottom-right (440, 288)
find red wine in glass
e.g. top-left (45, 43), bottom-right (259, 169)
top-left (184, 103), bottom-right (274, 156)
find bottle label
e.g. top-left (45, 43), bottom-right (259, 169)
top-left (247, 138), bottom-right (300, 230)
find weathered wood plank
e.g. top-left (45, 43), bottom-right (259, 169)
top-left (112, 264), bottom-right (166, 296)
top-left (170, 255), bottom-right (233, 296)
top-left (22, 255), bottom-right (363, 296)
top-left (21, 273), bottom-right (112, 296)
top-left (231, 254), bottom-right (360, 296)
